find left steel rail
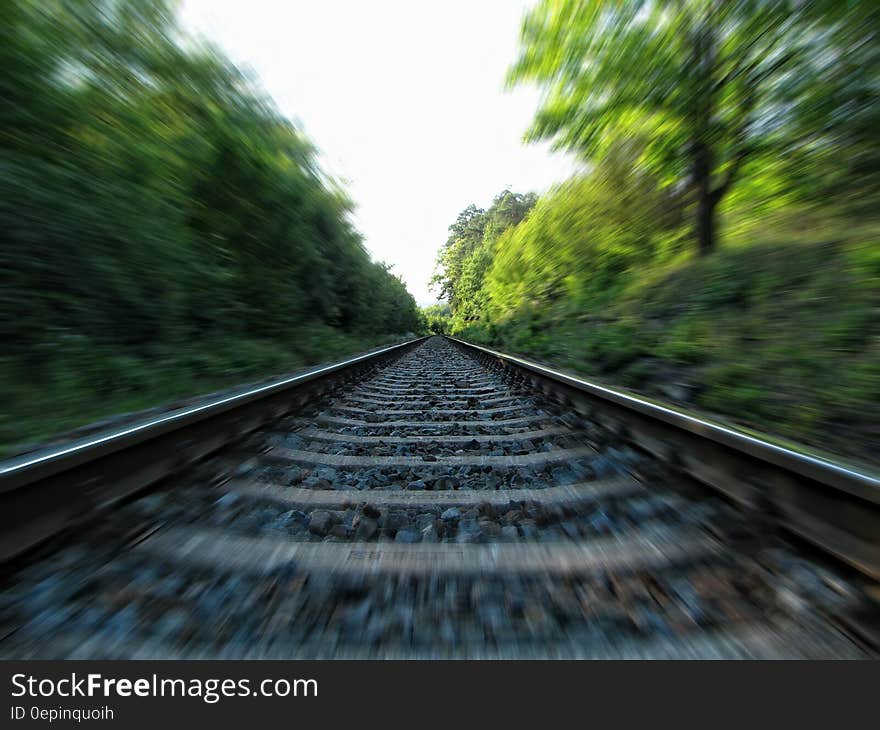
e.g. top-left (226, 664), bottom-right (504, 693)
top-left (0, 336), bottom-right (428, 561)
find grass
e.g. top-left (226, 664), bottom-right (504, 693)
top-left (0, 326), bottom-right (413, 458)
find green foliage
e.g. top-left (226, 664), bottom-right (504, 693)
top-left (431, 0), bottom-right (879, 462)
top-left (484, 149), bottom-right (684, 320)
top-left (0, 0), bottom-right (420, 452)
top-left (507, 0), bottom-right (870, 254)
top-left (420, 304), bottom-right (452, 335)
top-left (787, 3), bottom-right (880, 212)
top-left (431, 190), bottom-right (537, 329)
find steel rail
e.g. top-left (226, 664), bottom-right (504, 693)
top-left (447, 336), bottom-right (880, 578)
top-left (0, 336), bottom-right (429, 560)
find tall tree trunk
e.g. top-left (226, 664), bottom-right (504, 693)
top-left (693, 140), bottom-right (716, 256)
top-left (696, 187), bottom-right (716, 256)
top-left (690, 8), bottom-right (719, 256)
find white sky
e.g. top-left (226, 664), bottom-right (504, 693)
top-left (180, 0), bottom-right (576, 305)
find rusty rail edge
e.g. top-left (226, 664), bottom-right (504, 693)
top-left (0, 336), bottom-right (430, 561)
top-left (447, 336), bottom-right (880, 579)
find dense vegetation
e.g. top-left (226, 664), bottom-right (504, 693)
top-left (1, 0), bottom-right (420, 453)
top-left (420, 304), bottom-right (453, 335)
top-left (433, 1), bottom-right (879, 463)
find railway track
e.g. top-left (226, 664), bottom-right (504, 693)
top-left (1, 336), bottom-right (878, 658)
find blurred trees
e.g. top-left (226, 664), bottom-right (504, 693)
top-left (420, 304), bottom-right (452, 335)
top-left (1, 0), bottom-right (419, 361)
top-left (431, 190), bottom-right (536, 327)
top-left (430, 0), bottom-right (879, 459)
top-left (790, 2), bottom-right (880, 212)
top-left (0, 0), bottom-right (420, 449)
top-left (432, 0), bottom-right (880, 325)
top-left (508, 0), bottom-right (854, 255)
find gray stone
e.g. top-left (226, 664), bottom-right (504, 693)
top-left (434, 476), bottom-right (460, 491)
top-left (286, 466), bottom-right (304, 485)
top-left (361, 504), bottom-right (381, 519)
top-left (308, 510), bottom-right (336, 536)
top-left (301, 476), bottom-right (321, 489)
top-left (284, 434), bottom-right (308, 449)
top-left (502, 509), bottom-right (521, 524)
top-left (382, 510), bottom-right (406, 531)
top-left (407, 480), bottom-right (427, 491)
top-left (484, 475), bottom-right (502, 490)
top-left (353, 516), bottom-right (379, 541)
top-left (459, 518), bottom-right (480, 535)
top-left (289, 510), bottom-right (309, 525)
top-left (441, 507), bottom-right (461, 522)
top-left (500, 525), bottom-right (519, 541)
top-left (456, 530), bottom-right (482, 544)
top-left (341, 509), bottom-right (356, 527)
top-left (395, 529), bottom-right (421, 544)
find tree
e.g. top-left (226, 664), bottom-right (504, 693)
top-left (788, 3), bottom-right (880, 211)
top-left (430, 204), bottom-right (487, 307)
top-left (508, 0), bottom-right (818, 254)
top-left (1, 0), bottom-right (421, 361)
top-left (431, 191), bottom-right (537, 320)
top-left (420, 304), bottom-right (452, 334)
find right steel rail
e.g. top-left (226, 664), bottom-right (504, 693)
top-left (447, 336), bottom-right (880, 579)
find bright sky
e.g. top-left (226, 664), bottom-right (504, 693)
top-left (180, 0), bottom-right (576, 305)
